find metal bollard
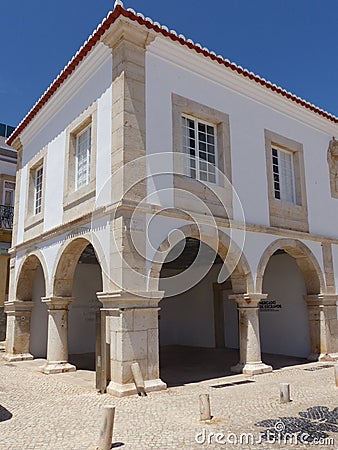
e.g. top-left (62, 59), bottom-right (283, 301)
top-left (97, 405), bottom-right (115, 450)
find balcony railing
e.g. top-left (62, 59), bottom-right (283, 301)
top-left (0, 205), bottom-right (14, 230)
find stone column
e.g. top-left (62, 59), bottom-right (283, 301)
top-left (0, 254), bottom-right (9, 341)
top-left (3, 300), bottom-right (34, 361)
top-left (229, 294), bottom-right (272, 375)
top-left (40, 297), bottom-right (76, 374)
top-left (97, 291), bottom-right (167, 397)
top-left (305, 294), bottom-right (338, 361)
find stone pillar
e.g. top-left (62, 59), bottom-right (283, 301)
top-left (40, 297), bottom-right (76, 374)
top-left (305, 294), bottom-right (338, 361)
top-left (229, 294), bottom-right (272, 375)
top-left (3, 300), bottom-right (34, 361)
top-left (97, 291), bottom-right (167, 397)
top-left (0, 254), bottom-right (9, 341)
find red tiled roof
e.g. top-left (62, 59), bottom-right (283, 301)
top-left (7, 4), bottom-right (338, 145)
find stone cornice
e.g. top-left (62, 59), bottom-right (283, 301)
top-left (102, 17), bottom-right (155, 50)
top-left (9, 199), bottom-right (338, 256)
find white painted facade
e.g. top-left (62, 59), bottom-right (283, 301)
top-left (4, 5), bottom-right (338, 396)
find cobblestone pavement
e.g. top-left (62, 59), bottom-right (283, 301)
top-left (0, 354), bottom-right (337, 449)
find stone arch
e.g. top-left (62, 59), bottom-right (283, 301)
top-left (256, 238), bottom-right (325, 295)
top-left (52, 236), bottom-right (108, 297)
top-left (148, 223), bottom-right (254, 294)
top-left (15, 250), bottom-right (48, 301)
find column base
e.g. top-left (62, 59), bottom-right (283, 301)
top-left (2, 352), bottom-right (33, 362)
top-left (231, 362), bottom-right (273, 375)
top-left (40, 362), bottom-right (76, 374)
top-left (106, 378), bottom-right (167, 397)
top-left (308, 352), bottom-right (338, 362)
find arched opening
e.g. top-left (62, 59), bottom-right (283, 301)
top-left (257, 239), bottom-right (324, 369)
top-left (53, 239), bottom-right (103, 370)
top-left (16, 254), bottom-right (48, 358)
top-left (158, 237), bottom-right (240, 386)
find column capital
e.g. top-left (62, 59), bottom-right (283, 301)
top-left (304, 294), bottom-right (338, 307)
top-left (97, 291), bottom-right (164, 309)
top-left (229, 293), bottom-right (268, 308)
top-left (42, 296), bottom-right (75, 310)
top-left (4, 300), bottom-right (34, 314)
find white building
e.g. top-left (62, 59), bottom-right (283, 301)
top-left (4, 2), bottom-right (338, 397)
top-left (0, 123), bottom-right (16, 341)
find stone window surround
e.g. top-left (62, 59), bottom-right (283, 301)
top-left (265, 129), bottom-right (309, 232)
top-left (24, 147), bottom-right (47, 232)
top-left (172, 93), bottom-right (233, 218)
top-left (0, 175), bottom-right (16, 206)
top-left (63, 102), bottom-right (97, 211)
top-left (327, 138), bottom-right (338, 199)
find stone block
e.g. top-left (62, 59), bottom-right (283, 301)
top-left (115, 330), bottom-right (147, 362)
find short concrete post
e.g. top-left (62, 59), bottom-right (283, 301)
top-left (97, 406), bottom-right (115, 450)
top-left (199, 394), bottom-right (211, 421)
top-left (334, 364), bottom-right (338, 387)
top-left (280, 383), bottom-right (291, 403)
top-left (131, 362), bottom-right (147, 397)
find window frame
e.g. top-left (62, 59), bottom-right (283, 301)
top-left (265, 129), bottom-right (308, 232)
top-left (3, 180), bottom-right (15, 207)
top-left (34, 164), bottom-right (43, 215)
top-left (182, 113), bottom-right (219, 185)
top-left (63, 102), bottom-right (97, 215)
top-left (271, 145), bottom-right (296, 204)
top-left (24, 148), bottom-right (46, 233)
top-left (75, 124), bottom-right (92, 190)
top-left (172, 94), bottom-right (233, 220)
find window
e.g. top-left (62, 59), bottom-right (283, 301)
top-left (64, 104), bottom-right (97, 216)
top-left (25, 150), bottom-right (46, 232)
top-left (75, 125), bottom-right (91, 190)
top-left (271, 147), bottom-right (296, 203)
top-left (265, 129), bottom-right (308, 232)
top-left (182, 115), bottom-right (217, 183)
top-left (3, 181), bottom-right (15, 207)
top-left (34, 165), bottom-right (43, 215)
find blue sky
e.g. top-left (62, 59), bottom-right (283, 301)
top-left (1, 1), bottom-right (337, 127)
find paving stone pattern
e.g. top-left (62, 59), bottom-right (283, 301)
top-left (0, 356), bottom-right (337, 449)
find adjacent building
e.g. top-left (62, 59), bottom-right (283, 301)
top-left (3, 1), bottom-right (338, 396)
top-left (0, 123), bottom-right (16, 341)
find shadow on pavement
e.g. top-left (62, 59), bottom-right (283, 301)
top-left (160, 345), bottom-right (309, 387)
top-left (111, 443), bottom-right (125, 448)
top-left (0, 405), bottom-right (12, 422)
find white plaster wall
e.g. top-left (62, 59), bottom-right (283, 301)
top-left (261, 253), bottom-right (310, 357)
top-left (145, 214), bottom-right (192, 274)
top-left (44, 132), bottom-right (66, 231)
top-left (29, 265), bottom-right (48, 358)
top-left (16, 44), bottom-right (113, 242)
top-left (159, 264), bottom-right (239, 349)
top-left (146, 39), bottom-right (337, 235)
top-left (159, 264), bottom-right (219, 348)
top-left (68, 263), bottom-right (102, 355)
top-left (0, 160), bottom-right (16, 178)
